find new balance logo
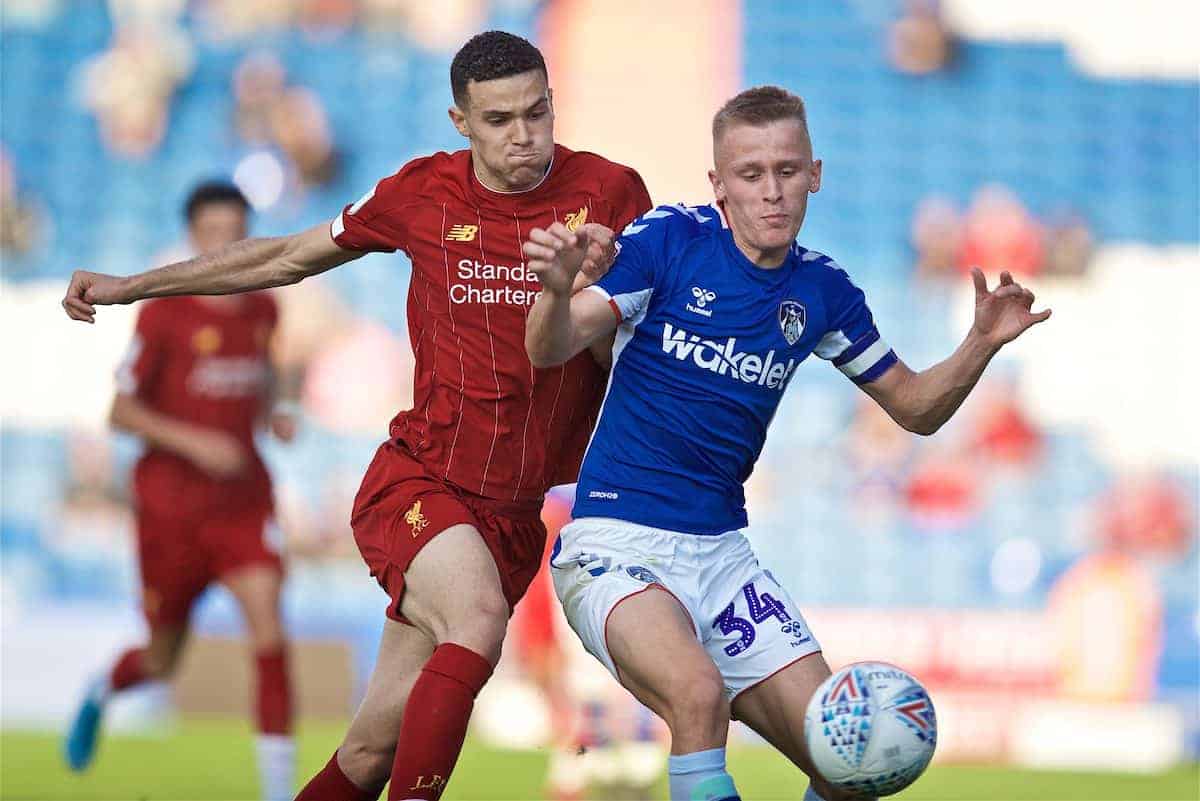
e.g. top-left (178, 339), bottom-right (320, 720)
top-left (445, 224), bottom-right (478, 242)
top-left (660, 323), bottom-right (798, 390)
top-left (687, 287), bottom-right (716, 317)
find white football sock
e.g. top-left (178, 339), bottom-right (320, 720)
top-left (256, 734), bottom-right (296, 801)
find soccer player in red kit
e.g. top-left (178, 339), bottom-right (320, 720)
top-left (62, 32), bottom-right (651, 800)
top-left (63, 181), bottom-right (298, 801)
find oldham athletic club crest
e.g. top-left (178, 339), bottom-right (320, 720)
top-left (779, 300), bottom-right (806, 345)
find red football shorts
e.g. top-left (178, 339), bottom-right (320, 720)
top-left (135, 500), bottom-right (281, 628)
top-left (352, 440), bottom-right (547, 623)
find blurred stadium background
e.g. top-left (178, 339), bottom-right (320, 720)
top-left (1, 0), bottom-right (1197, 799)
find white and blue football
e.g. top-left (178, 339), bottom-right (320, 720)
top-left (803, 661), bottom-right (937, 797)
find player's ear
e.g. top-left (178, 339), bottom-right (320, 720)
top-left (810, 159), bottom-right (822, 193)
top-left (708, 169), bottom-right (725, 204)
top-left (448, 105), bottom-right (470, 138)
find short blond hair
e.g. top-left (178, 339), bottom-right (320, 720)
top-left (712, 85), bottom-right (810, 145)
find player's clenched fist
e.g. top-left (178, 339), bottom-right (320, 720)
top-left (523, 222), bottom-right (587, 295)
top-left (576, 223), bottom-right (617, 284)
top-left (62, 270), bottom-right (133, 324)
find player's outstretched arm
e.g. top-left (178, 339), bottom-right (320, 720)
top-left (524, 223), bottom-right (620, 368)
top-left (861, 268), bottom-right (1051, 435)
top-left (62, 222), bottom-right (361, 323)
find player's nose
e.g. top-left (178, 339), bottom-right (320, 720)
top-left (512, 118), bottom-right (532, 146)
top-left (763, 174), bottom-right (783, 202)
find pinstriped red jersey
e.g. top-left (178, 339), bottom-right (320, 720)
top-left (331, 144), bottom-right (652, 503)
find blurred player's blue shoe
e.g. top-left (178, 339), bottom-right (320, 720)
top-left (63, 692), bottom-right (104, 771)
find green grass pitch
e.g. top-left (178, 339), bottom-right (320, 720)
top-left (2, 720), bottom-right (1196, 800)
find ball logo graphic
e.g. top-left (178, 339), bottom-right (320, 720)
top-left (804, 661), bottom-right (937, 796)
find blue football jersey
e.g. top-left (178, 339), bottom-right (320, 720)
top-left (571, 203), bottom-right (898, 534)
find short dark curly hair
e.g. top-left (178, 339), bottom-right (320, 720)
top-left (184, 180), bottom-right (250, 222)
top-left (450, 30), bottom-right (547, 108)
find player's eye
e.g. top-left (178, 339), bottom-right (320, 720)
top-left (528, 110), bottom-right (546, 119)
top-left (741, 172), bottom-right (761, 181)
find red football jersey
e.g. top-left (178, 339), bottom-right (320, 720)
top-left (331, 144), bottom-right (652, 502)
top-left (116, 294), bottom-right (277, 512)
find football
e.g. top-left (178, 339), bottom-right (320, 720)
top-left (803, 661), bottom-right (938, 797)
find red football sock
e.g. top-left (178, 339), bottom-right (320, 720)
top-left (388, 643), bottom-right (493, 800)
top-left (295, 750), bottom-right (380, 801)
top-left (109, 648), bottom-right (148, 692)
top-left (255, 647), bottom-right (293, 735)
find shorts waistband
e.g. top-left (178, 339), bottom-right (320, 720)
top-left (388, 439), bottom-right (544, 522)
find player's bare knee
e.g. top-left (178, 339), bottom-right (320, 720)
top-left (142, 647), bottom-right (181, 679)
top-left (338, 736), bottom-right (394, 787)
top-left (664, 670), bottom-right (728, 736)
top-left (443, 601), bottom-right (507, 661)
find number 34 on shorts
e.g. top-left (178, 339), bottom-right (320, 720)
top-left (712, 579), bottom-right (814, 657)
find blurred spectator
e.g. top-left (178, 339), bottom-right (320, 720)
top-left (193, 0), bottom-right (294, 40)
top-left (844, 396), bottom-right (915, 527)
top-left (107, 0), bottom-right (186, 26)
top-left (905, 446), bottom-right (982, 531)
top-left (0, 148), bottom-right (45, 260)
top-left (1094, 472), bottom-right (1195, 559)
top-left (50, 431), bottom-right (131, 554)
top-left (959, 185), bottom-right (1044, 278)
top-left (1047, 546), bottom-right (1163, 702)
top-left (302, 320), bottom-right (412, 434)
top-left (233, 52), bottom-right (340, 191)
top-left (888, 0), bottom-right (954, 76)
top-left (361, 0), bottom-right (486, 50)
top-left (79, 22), bottom-right (193, 158)
top-left (910, 195), bottom-right (964, 283)
top-left (1043, 210), bottom-right (1095, 278)
top-left (970, 378), bottom-right (1043, 471)
top-left (297, 0), bottom-right (357, 39)
top-left (1, 0), bottom-right (63, 29)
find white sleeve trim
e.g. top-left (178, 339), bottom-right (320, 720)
top-left (837, 337), bottom-right (892, 378)
top-left (330, 213), bottom-right (345, 239)
top-left (114, 335), bottom-right (144, 394)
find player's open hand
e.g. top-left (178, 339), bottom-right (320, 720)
top-left (970, 267), bottom-right (1051, 348)
top-left (185, 429), bottom-right (249, 479)
top-left (523, 222), bottom-right (586, 295)
top-left (576, 223), bottom-right (617, 286)
top-left (62, 270), bottom-right (134, 323)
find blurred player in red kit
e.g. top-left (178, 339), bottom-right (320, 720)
top-left (64, 181), bottom-right (299, 801)
top-left (63, 31), bottom-right (651, 800)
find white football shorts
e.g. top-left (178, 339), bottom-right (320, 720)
top-left (550, 516), bottom-right (822, 700)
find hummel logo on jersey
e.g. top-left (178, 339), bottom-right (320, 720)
top-left (564, 206), bottom-right (588, 232)
top-left (445, 224), bottom-right (478, 242)
top-left (661, 322), bottom-right (798, 390)
top-left (687, 287), bottom-right (717, 317)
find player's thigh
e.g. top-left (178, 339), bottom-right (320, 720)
top-left (135, 507), bottom-right (207, 644)
top-left (221, 563), bottom-right (285, 650)
top-left (731, 651), bottom-right (832, 771)
top-left (399, 522), bottom-right (509, 657)
top-left (605, 586), bottom-right (721, 720)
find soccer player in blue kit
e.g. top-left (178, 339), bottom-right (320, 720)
top-left (521, 86), bottom-right (1051, 801)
